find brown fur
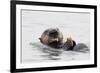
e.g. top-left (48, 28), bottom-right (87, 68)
top-left (66, 37), bottom-right (74, 46)
top-left (39, 28), bottom-right (63, 48)
top-left (39, 28), bottom-right (76, 49)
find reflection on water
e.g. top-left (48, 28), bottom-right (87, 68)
top-left (29, 42), bottom-right (90, 61)
top-left (30, 42), bottom-right (63, 60)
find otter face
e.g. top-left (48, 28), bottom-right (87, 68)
top-left (39, 28), bottom-right (63, 49)
top-left (49, 29), bottom-right (58, 38)
top-left (48, 29), bottom-right (59, 43)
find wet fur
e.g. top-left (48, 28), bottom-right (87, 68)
top-left (39, 28), bottom-right (76, 49)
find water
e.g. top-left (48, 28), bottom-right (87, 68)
top-left (21, 10), bottom-right (90, 63)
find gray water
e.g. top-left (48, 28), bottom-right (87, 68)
top-left (21, 10), bottom-right (90, 63)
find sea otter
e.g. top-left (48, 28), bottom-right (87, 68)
top-left (38, 28), bottom-right (90, 53)
top-left (39, 28), bottom-right (63, 49)
top-left (39, 28), bottom-right (76, 50)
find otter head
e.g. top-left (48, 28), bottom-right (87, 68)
top-left (39, 28), bottom-right (63, 49)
